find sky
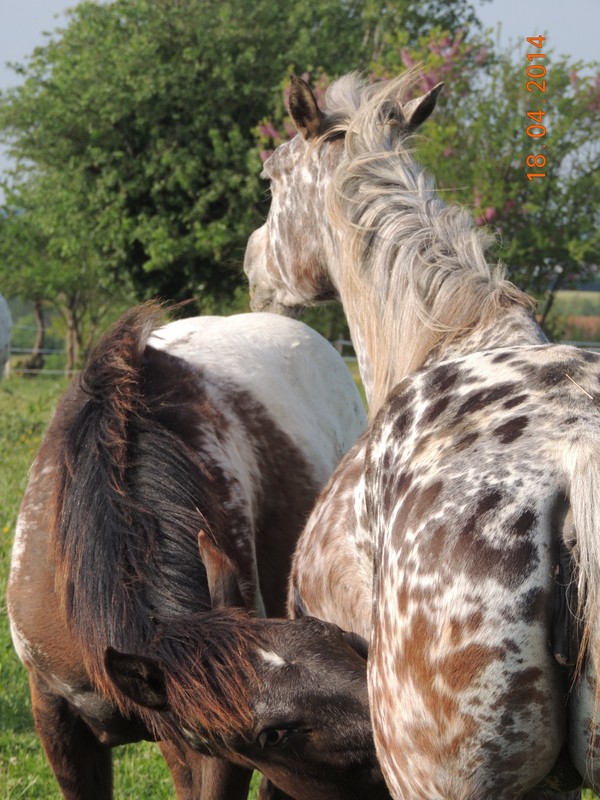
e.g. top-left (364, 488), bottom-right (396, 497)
top-left (0, 0), bottom-right (598, 187)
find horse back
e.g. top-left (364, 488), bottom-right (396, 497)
top-left (367, 344), bottom-right (600, 798)
top-left (149, 311), bottom-right (365, 483)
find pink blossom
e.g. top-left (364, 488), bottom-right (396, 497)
top-left (422, 73), bottom-right (441, 91)
top-left (475, 46), bottom-right (488, 65)
top-left (400, 50), bottom-right (416, 69)
top-left (586, 74), bottom-right (600, 113)
top-left (258, 123), bottom-right (280, 140)
top-left (475, 206), bottom-right (497, 225)
top-left (449, 32), bottom-right (464, 56)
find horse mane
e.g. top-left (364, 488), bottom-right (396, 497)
top-left (51, 301), bottom-right (220, 694)
top-left (130, 608), bottom-right (265, 747)
top-left (318, 72), bottom-right (534, 414)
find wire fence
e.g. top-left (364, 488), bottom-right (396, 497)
top-left (5, 348), bottom-right (78, 377)
top-left (332, 338), bottom-right (600, 360)
top-left (3, 337), bottom-right (600, 379)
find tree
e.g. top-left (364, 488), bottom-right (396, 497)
top-left (0, 180), bottom-right (134, 372)
top-left (0, 0), bottom-right (487, 314)
top-left (0, 205), bottom-right (50, 370)
top-left (256, 30), bottom-right (600, 330)
top-left (407, 39), bottom-right (600, 308)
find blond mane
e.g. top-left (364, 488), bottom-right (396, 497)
top-left (319, 72), bottom-right (533, 414)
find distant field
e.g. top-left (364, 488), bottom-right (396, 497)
top-left (549, 291), bottom-right (600, 341)
top-left (552, 290), bottom-right (600, 318)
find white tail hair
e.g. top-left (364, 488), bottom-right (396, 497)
top-left (563, 439), bottom-right (600, 670)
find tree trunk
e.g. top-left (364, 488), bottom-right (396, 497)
top-left (32, 300), bottom-right (46, 355)
top-left (22, 299), bottom-right (46, 375)
top-left (64, 312), bottom-right (78, 374)
top-left (61, 296), bottom-right (82, 374)
top-left (539, 267), bottom-right (565, 329)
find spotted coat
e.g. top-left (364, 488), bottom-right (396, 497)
top-left (245, 72), bottom-right (598, 799)
top-left (367, 344), bottom-right (600, 798)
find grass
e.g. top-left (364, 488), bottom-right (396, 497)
top-left (552, 291), bottom-right (600, 319)
top-left (0, 374), bottom-right (597, 799)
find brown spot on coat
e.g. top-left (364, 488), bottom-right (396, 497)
top-left (494, 415), bottom-right (529, 444)
top-left (456, 384), bottom-right (516, 416)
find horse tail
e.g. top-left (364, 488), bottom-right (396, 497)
top-left (559, 434), bottom-right (600, 782)
top-left (51, 301), bottom-right (212, 694)
top-left (564, 439), bottom-right (600, 669)
top-left (78, 301), bottom-right (162, 491)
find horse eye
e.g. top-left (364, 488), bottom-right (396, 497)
top-left (258, 728), bottom-right (289, 749)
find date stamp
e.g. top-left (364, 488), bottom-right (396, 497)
top-left (525, 35), bottom-right (547, 180)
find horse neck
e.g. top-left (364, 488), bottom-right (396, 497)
top-left (341, 321), bottom-right (375, 408)
top-left (330, 166), bottom-right (542, 416)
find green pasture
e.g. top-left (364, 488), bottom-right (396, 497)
top-left (0, 374), bottom-right (597, 798)
top-left (552, 291), bottom-right (600, 319)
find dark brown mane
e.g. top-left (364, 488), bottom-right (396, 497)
top-left (145, 609), bottom-right (265, 747)
top-left (50, 302), bottom-right (222, 695)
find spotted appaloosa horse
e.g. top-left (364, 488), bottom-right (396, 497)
top-left (7, 301), bottom-right (371, 800)
top-left (244, 71), bottom-right (600, 798)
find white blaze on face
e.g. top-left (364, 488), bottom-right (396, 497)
top-left (258, 649), bottom-right (286, 668)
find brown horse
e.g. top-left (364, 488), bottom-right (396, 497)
top-left (244, 72), bottom-right (598, 798)
top-left (7, 301), bottom-right (368, 799)
top-left (104, 533), bottom-right (390, 800)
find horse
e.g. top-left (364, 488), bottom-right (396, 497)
top-left (244, 71), bottom-right (600, 798)
top-left (104, 583), bottom-right (390, 800)
top-left (7, 301), bottom-right (375, 800)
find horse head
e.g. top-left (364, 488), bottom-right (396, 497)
top-left (104, 531), bottom-right (389, 800)
top-left (243, 72), bottom-right (443, 317)
top-left (105, 612), bottom-right (389, 800)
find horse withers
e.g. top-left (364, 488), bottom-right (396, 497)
top-left (7, 302), bottom-right (367, 799)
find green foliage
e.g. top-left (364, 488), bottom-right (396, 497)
top-left (2, 0), bottom-right (595, 339)
top-left (0, 1), bottom-right (357, 304)
top-left (257, 29), bottom-right (600, 311)
top-left (0, 0), bottom-right (487, 325)
top-left (404, 37), bottom-right (600, 298)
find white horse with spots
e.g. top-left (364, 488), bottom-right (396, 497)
top-left (0, 293), bottom-right (12, 378)
top-left (245, 72), bottom-right (599, 799)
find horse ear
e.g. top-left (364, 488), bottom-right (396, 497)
top-left (289, 75), bottom-right (324, 140)
top-left (198, 530), bottom-right (245, 609)
top-left (403, 82), bottom-right (444, 130)
top-left (341, 630), bottom-right (369, 661)
top-left (104, 647), bottom-right (168, 710)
